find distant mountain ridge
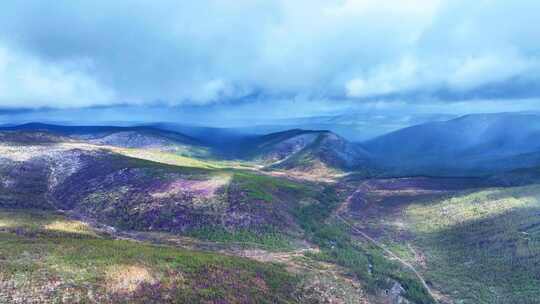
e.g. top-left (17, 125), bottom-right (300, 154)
top-left (364, 112), bottom-right (540, 175)
top-left (4, 113), bottom-right (540, 177)
top-left (0, 122), bottom-right (200, 142)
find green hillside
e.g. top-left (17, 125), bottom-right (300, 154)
top-left (0, 209), bottom-right (298, 303)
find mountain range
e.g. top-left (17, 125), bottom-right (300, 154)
top-left (4, 112), bottom-right (540, 177)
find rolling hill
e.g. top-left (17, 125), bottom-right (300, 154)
top-left (1, 124), bottom-right (380, 176)
top-left (237, 129), bottom-right (374, 175)
top-left (0, 131), bottom-right (326, 238)
top-left (0, 123), bottom-right (210, 157)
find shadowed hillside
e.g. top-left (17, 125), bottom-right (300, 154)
top-left (365, 113), bottom-right (540, 176)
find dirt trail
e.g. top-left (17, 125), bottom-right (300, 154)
top-left (336, 183), bottom-right (441, 303)
top-left (336, 214), bottom-right (438, 302)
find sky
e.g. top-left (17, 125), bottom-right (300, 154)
top-left (0, 0), bottom-right (539, 133)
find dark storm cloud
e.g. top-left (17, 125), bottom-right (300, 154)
top-left (0, 0), bottom-right (538, 110)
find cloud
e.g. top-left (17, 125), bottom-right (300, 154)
top-left (345, 57), bottom-right (420, 97)
top-left (0, 0), bottom-right (538, 109)
top-left (0, 47), bottom-right (115, 108)
top-left (448, 51), bottom-right (540, 90)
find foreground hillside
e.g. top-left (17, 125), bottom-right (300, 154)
top-left (0, 209), bottom-right (298, 303)
top-left (408, 184), bottom-right (540, 303)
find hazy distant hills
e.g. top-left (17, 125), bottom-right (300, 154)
top-left (364, 112), bottom-right (540, 175)
top-left (0, 123), bottom-right (376, 174)
top-left (4, 112), bottom-right (540, 177)
top-left (0, 122), bottom-right (200, 143)
top-left (208, 112), bottom-right (457, 142)
top-left (146, 122), bottom-right (247, 146)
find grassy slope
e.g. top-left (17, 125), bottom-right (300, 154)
top-left (407, 185), bottom-right (540, 304)
top-left (187, 171), bottom-right (314, 250)
top-left (0, 138), bottom-right (321, 247)
top-left (0, 209), bottom-right (298, 304)
top-left (268, 133), bottom-right (343, 176)
top-left (113, 147), bottom-right (220, 170)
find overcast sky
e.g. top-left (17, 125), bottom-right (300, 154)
top-left (0, 0), bottom-right (539, 124)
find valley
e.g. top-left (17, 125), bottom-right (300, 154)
top-left (338, 176), bottom-right (540, 303)
top-left (2, 2), bottom-right (537, 303)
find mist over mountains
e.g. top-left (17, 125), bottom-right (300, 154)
top-left (364, 112), bottom-right (540, 175)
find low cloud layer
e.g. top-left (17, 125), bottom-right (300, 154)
top-left (0, 0), bottom-right (539, 109)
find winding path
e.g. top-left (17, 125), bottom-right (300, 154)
top-left (335, 184), bottom-right (440, 303)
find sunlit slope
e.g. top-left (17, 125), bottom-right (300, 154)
top-left (407, 184), bottom-right (540, 303)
